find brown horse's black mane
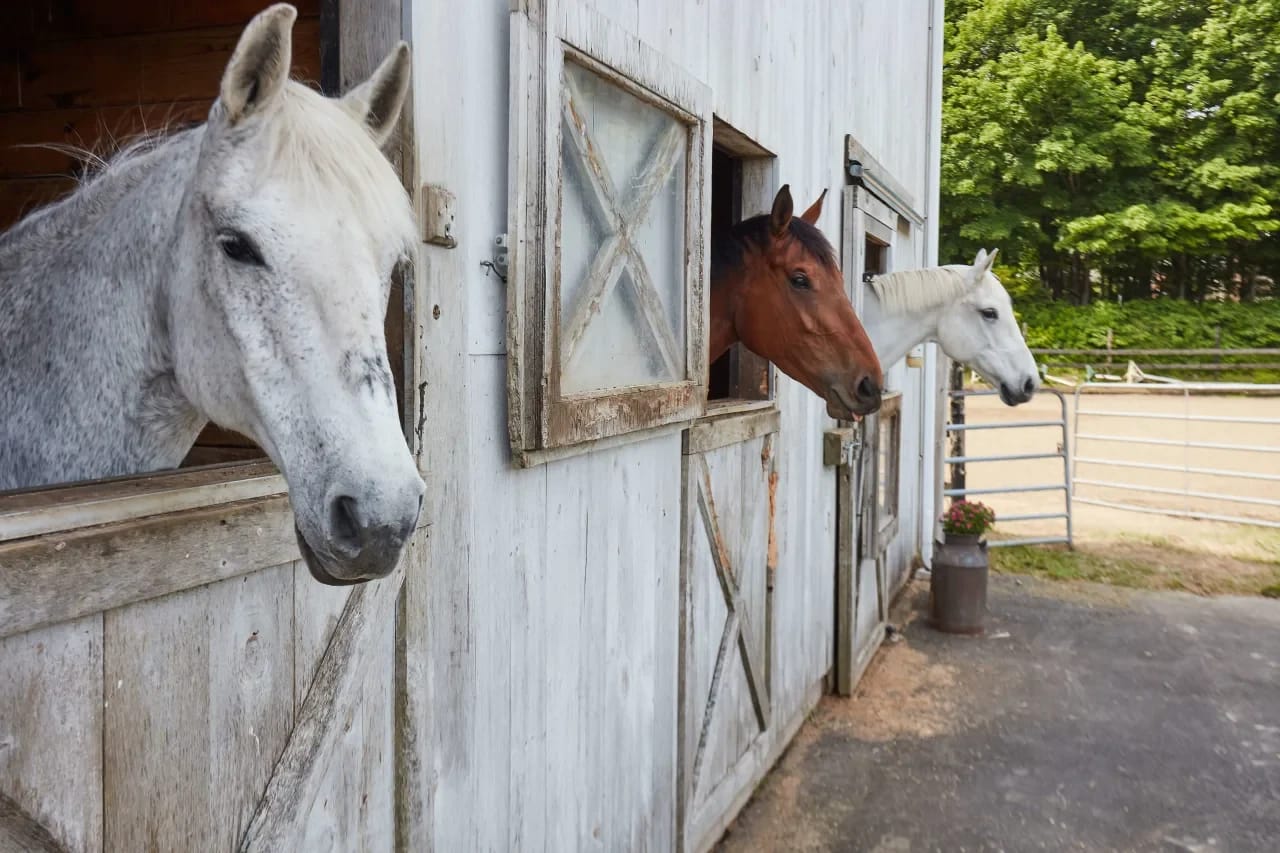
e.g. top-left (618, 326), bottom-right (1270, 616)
top-left (711, 214), bottom-right (839, 282)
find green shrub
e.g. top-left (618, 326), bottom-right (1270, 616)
top-left (1014, 300), bottom-right (1280, 382)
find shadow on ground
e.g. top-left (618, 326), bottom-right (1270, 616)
top-left (716, 576), bottom-right (1280, 853)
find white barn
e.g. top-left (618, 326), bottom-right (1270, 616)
top-left (0, 0), bottom-right (945, 850)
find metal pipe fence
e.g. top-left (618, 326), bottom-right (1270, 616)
top-left (944, 389), bottom-right (1073, 549)
top-left (1071, 382), bottom-right (1280, 529)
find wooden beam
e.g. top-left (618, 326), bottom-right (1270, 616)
top-left (237, 567), bottom-right (406, 853)
top-left (683, 409), bottom-right (780, 456)
top-left (0, 791), bottom-right (69, 853)
top-left (0, 495), bottom-right (297, 639)
top-left (0, 461), bottom-right (283, 542)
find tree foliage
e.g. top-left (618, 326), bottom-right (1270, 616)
top-left (942, 0), bottom-right (1280, 304)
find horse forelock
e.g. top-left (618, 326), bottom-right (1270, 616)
top-left (868, 267), bottom-right (973, 315)
top-left (713, 214), bottom-right (839, 282)
top-left (245, 82), bottom-right (416, 255)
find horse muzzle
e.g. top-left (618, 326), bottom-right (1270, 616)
top-left (998, 376), bottom-right (1038, 406)
top-left (295, 482), bottom-right (424, 585)
top-left (826, 375), bottom-right (883, 419)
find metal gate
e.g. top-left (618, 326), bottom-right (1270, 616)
top-left (944, 388), bottom-right (1073, 548)
top-left (1071, 382), bottom-right (1280, 528)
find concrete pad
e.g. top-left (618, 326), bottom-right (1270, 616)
top-left (716, 576), bottom-right (1280, 853)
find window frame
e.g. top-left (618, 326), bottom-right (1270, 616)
top-left (842, 134), bottom-right (925, 557)
top-left (874, 391), bottom-right (904, 551)
top-left (506, 1), bottom-right (712, 465)
top-left (704, 118), bottom-right (779, 419)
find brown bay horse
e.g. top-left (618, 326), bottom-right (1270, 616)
top-left (710, 185), bottom-right (883, 418)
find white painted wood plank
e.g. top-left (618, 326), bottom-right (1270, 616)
top-left (0, 496), bottom-right (299, 641)
top-left (103, 566), bottom-right (294, 852)
top-left (298, 610), bottom-right (396, 853)
top-left (0, 791), bottom-right (68, 853)
top-left (239, 571), bottom-right (403, 853)
top-left (293, 560), bottom-right (352, 703)
top-left (0, 617), bottom-right (102, 853)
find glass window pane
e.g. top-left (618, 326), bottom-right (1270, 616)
top-left (557, 60), bottom-right (688, 396)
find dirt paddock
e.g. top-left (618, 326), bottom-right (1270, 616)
top-left (961, 389), bottom-right (1280, 563)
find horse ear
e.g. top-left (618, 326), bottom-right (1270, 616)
top-left (340, 42), bottom-right (412, 147)
top-left (770, 185), bottom-right (794, 237)
top-left (220, 4), bottom-right (296, 125)
top-left (799, 189), bottom-right (828, 225)
top-left (972, 247), bottom-right (998, 279)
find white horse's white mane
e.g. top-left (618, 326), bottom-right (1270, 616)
top-left (259, 84), bottom-right (417, 252)
top-left (53, 81), bottom-right (416, 254)
top-left (868, 267), bottom-right (972, 315)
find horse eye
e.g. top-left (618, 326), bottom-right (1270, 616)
top-left (217, 231), bottom-right (266, 267)
top-left (789, 273), bottom-right (811, 291)
top-left (980, 307), bottom-right (998, 321)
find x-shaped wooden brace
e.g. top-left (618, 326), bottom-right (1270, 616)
top-left (688, 455), bottom-right (771, 800)
top-left (559, 73), bottom-right (687, 379)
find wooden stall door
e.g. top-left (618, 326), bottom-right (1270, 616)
top-left (677, 410), bottom-right (778, 852)
top-left (831, 419), bottom-right (888, 695)
top-left (0, 499), bottom-right (417, 853)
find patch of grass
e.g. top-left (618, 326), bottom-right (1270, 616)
top-left (991, 544), bottom-right (1280, 598)
top-left (992, 546), bottom-right (1167, 589)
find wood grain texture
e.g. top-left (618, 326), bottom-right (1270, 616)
top-left (392, 1), bottom-right (943, 849)
top-left (0, 101), bottom-right (211, 179)
top-left (238, 570), bottom-right (403, 853)
top-left (0, 617), bottom-right (102, 853)
top-left (0, 178), bottom-right (75, 229)
top-left (16, 19), bottom-right (322, 111)
top-left (0, 495), bottom-right (298, 640)
top-left (678, 426), bottom-right (776, 850)
top-left (103, 566), bottom-right (294, 852)
top-left (0, 791), bottom-right (68, 853)
top-left (509, 0), bottom-right (711, 457)
top-left (0, 1), bottom-right (320, 43)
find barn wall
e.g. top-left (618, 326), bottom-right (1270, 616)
top-left (408, 0), bottom-right (940, 848)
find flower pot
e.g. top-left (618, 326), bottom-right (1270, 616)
top-left (930, 533), bottom-right (989, 635)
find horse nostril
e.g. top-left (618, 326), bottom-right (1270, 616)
top-left (856, 375), bottom-right (880, 404)
top-left (1023, 377), bottom-right (1036, 396)
top-left (330, 495), bottom-right (365, 552)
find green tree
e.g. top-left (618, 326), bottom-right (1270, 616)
top-left (942, 0), bottom-right (1280, 304)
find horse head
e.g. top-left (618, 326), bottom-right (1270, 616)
top-left (936, 248), bottom-right (1040, 406)
top-left (711, 185), bottom-right (883, 418)
top-left (169, 4), bottom-right (423, 584)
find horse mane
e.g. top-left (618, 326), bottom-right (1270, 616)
top-left (712, 214), bottom-right (839, 281)
top-left (11, 81), bottom-right (416, 254)
top-left (256, 83), bottom-right (417, 252)
top-left (868, 267), bottom-right (972, 315)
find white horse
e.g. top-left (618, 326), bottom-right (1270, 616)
top-left (0, 5), bottom-right (424, 585)
top-left (864, 249), bottom-right (1040, 405)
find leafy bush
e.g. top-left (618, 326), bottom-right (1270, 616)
top-left (1012, 299), bottom-right (1280, 382)
top-left (1015, 299), bottom-right (1280, 351)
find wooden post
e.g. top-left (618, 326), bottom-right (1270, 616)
top-left (1105, 327), bottom-right (1113, 374)
top-left (947, 360), bottom-right (965, 500)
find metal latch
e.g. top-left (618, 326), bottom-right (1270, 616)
top-left (491, 234), bottom-right (509, 281)
top-left (823, 427), bottom-right (861, 467)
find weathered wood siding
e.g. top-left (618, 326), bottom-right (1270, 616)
top-left (409, 0), bottom-right (942, 849)
top-left (0, 556), bottom-right (404, 852)
top-left (0, 0), bottom-right (940, 849)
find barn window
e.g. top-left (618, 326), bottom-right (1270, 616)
top-left (707, 120), bottom-right (777, 413)
top-left (507, 3), bottom-right (711, 464)
top-left (0, 2), bottom-right (415, 539)
top-left (875, 391), bottom-right (903, 548)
